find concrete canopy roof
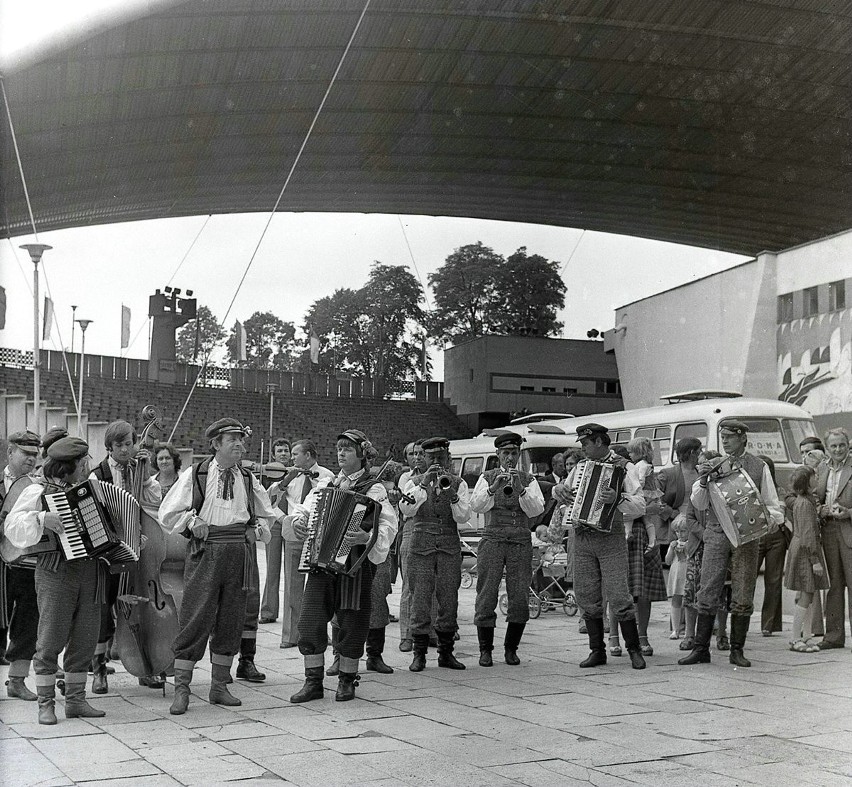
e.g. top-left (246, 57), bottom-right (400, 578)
top-left (2, 0), bottom-right (850, 254)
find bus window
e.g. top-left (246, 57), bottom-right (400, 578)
top-left (461, 457), bottom-right (484, 487)
top-left (451, 458), bottom-right (462, 476)
top-left (634, 426), bottom-right (671, 466)
top-left (721, 418), bottom-right (788, 463)
top-left (523, 447), bottom-right (570, 477)
top-left (781, 418), bottom-right (818, 464)
top-left (613, 429), bottom-right (632, 444)
top-left (485, 455), bottom-right (499, 472)
top-left (674, 422), bottom-right (708, 455)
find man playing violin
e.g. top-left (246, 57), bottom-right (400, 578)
top-left (470, 433), bottom-right (544, 667)
top-left (679, 421), bottom-right (783, 668)
top-left (90, 420), bottom-right (161, 693)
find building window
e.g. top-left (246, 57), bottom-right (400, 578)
top-left (520, 385), bottom-right (534, 392)
top-left (803, 286), bottom-right (819, 318)
top-left (829, 280), bottom-right (846, 312)
top-left (777, 293), bottom-right (794, 322)
top-left (469, 368), bottom-right (474, 382)
top-left (596, 379), bottom-right (621, 395)
top-left (563, 387), bottom-right (577, 394)
top-left (542, 386), bottom-right (556, 393)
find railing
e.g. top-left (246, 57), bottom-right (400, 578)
top-left (1, 348), bottom-right (444, 402)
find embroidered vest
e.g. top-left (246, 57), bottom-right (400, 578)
top-left (482, 467), bottom-right (534, 528)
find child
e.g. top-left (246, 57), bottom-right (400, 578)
top-left (803, 449), bottom-right (825, 470)
top-left (665, 517), bottom-right (689, 639)
top-left (784, 465), bottom-right (829, 652)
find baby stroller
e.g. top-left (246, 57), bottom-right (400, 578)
top-left (459, 528), bottom-right (481, 589)
top-left (499, 536), bottom-right (577, 619)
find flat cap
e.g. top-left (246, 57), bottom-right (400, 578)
top-left (41, 426), bottom-right (68, 452)
top-left (338, 429), bottom-right (369, 446)
top-left (206, 418), bottom-right (250, 440)
top-left (421, 437), bottom-right (450, 452)
top-left (494, 432), bottom-right (523, 449)
top-left (576, 423), bottom-right (609, 441)
top-left (8, 430), bottom-right (41, 454)
top-left (719, 420), bottom-right (749, 436)
top-left (47, 436), bottom-right (89, 461)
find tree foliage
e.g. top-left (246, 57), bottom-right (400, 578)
top-left (175, 305), bottom-right (226, 362)
top-left (227, 311), bottom-right (299, 369)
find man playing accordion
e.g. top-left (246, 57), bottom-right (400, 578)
top-left (289, 429), bottom-right (397, 703)
top-left (679, 421), bottom-right (783, 668)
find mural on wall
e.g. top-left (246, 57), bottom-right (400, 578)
top-left (778, 312), bottom-right (852, 415)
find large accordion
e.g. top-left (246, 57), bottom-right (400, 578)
top-left (564, 459), bottom-right (626, 533)
top-left (298, 486), bottom-right (379, 577)
top-left (43, 479), bottom-right (140, 567)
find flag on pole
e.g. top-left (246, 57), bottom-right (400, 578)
top-left (42, 296), bottom-right (54, 341)
top-left (120, 304), bottom-right (131, 349)
top-left (309, 325), bottom-right (320, 365)
top-left (234, 320), bottom-right (247, 362)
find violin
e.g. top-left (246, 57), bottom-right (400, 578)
top-left (113, 405), bottom-right (181, 679)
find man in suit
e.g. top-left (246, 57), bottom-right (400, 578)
top-left (816, 427), bottom-right (852, 650)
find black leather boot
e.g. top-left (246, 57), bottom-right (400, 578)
top-left (326, 654), bottom-right (340, 676)
top-left (409, 634), bottom-right (428, 672)
top-left (437, 630), bottom-right (465, 670)
top-left (91, 653), bottom-right (109, 695)
top-left (504, 622), bottom-right (525, 666)
top-left (579, 618), bottom-right (607, 668)
top-left (366, 627), bottom-right (394, 673)
top-left (729, 615), bottom-right (752, 667)
top-left (289, 667), bottom-right (324, 703)
top-left (236, 637), bottom-right (266, 682)
top-left (678, 613), bottom-right (714, 666)
top-left (619, 618), bottom-right (646, 670)
top-left (477, 626), bottom-right (494, 667)
top-left (335, 671), bottom-right (359, 702)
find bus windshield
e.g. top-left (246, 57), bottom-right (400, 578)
top-left (721, 418), bottom-right (787, 463)
top-left (522, 447), bottom-right (572, 476)
top-left (781, 418), bottom-right (819, 464)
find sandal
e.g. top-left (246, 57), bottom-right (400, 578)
top-left (679, 637), bottom-right (694, 651)
top-left (639, 636), bottom-right (653, 656)
top-left (716, 635), bottom-right (730, 651)
top-left (608, 637), bottom-right (622, 657)
top-left (669, 631), bottom-right (680, 640)
top-left (790, 640), bottom-right (810, 653)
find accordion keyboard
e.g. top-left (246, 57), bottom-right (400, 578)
top-left (46, 494), bottom-right (88, 559)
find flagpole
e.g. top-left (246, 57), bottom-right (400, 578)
top-left (21, 244), bottom-right (52, 432)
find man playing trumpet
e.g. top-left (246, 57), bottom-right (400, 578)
top-left (470, 433), bottom-right (544, 666)
top-left (400, 437), bottom-right (470, 671)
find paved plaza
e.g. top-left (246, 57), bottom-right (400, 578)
top-left (3, 552), bottom-right (852, 787)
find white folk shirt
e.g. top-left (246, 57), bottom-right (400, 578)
top-left (291, 468), bottom-right (398, 565)
top-left (690, 457), bottom-right (784, 527)
top-left (90, 456), bottom-right (161, 508)
top-left (400, 477), bottom-right (472, 524)
top-left (469, 472), bottom-right (546, 517)
top-left (5, 483), bottom-right (59, 548)
top-left (158, 459), bottom-right (276, 538)
top-left (271, 463), bottom-right (335, 542)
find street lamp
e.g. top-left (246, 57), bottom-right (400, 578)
top-left (20, 243), bottom-right (52, 432)
top-left (75, 319), bottom-right (93, 435)
top-left (70, 304), bottom-right (78, 353)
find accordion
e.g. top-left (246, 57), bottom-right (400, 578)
top-left (43, 479), bottom-right (140, 567)
top-left (298, 486), bottom-right (379, 577)
top-left (564, 460), bottom-right (626, 533)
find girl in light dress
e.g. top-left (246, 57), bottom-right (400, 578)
top-left (665, 517), bottom-right (689, 639)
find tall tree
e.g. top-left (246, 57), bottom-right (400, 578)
top-left (427, 241), bottom-right (504, 345)
top-left (490, 247), bottom-right (566, 336)
top-left (175, 305), bottom-right (226, 362)
top-left (227, 311), bottom-right (298, 369)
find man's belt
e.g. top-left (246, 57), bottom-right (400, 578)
top-left (412, 517), bottom-right (455, 535)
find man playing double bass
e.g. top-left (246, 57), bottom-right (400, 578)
top-left (679, 421), bottom-right (783, 668)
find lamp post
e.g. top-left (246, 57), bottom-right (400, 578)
top-left (20, 243), bottom-right (52, 432)
top-left (75, 319), bottom-right (93, 435)
top-left (70, 304), bottom-right (78, 353)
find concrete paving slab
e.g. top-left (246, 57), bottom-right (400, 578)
top-left (79, 776), bottom-right (181, 787)
top-left (219, 731), bottom-right (323, 758)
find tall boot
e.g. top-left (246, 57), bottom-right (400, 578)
top-left (91, 652), bottom-right (109, 695)
top-left (579, 618), bottom-right (607, 668)
top-left (236, 637), bottom-right (266, 682)
top-left (619, 618), bottom-right (646, 670)
top-left (477, 626), bottom-right (494, 667)
top-left (504, 622), bottom-right (525, 666)
top-left (170, 667), bottom-right (193, 715)
top-left (678, 613), bottom-right (714, 665)
top-left (64, 679), bottom-right (106, 718)
top-left (366, 627), bottom-right (394, 673)
top-left (409, 634), bottom-right (428, 672)
top-left (335, 672), bottom-right (360, 702)
top-left (6, 661), bottom-right (37, 701)
top-left (437, 630), bottom-right (465, 670)
top-left (729, 615), bottom-right (752, 668)
top-left (290, 666), bottom-right (324, 703)
top-left (36, 683), bottom-right (57, 725)
top-left (209, 662), bottom-right (241, 706)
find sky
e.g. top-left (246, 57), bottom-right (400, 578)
top-left (0, 1), bottom-right (748, 379)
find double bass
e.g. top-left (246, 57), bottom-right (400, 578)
top-left (114, 406), bottom-right (181, 680)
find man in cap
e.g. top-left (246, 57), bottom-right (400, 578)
top-left (89, 419), bottom-right (162, 693)
top-left (679, 421), bottom-right (783, 668)
top-left (554, 424), bottom-right (648, 670)
top-left (289, 429), bottom-right (397, 703)
top-left (0, 431), bottom-right (41, 696)
top-left (6, 436), bottom-right (107, 725)
top-left (400, 437), bottom-right (470, 672)
top-left (470, 432), bottom-right (544, 666)
top-left (159, 418), bottom-right (275, 715)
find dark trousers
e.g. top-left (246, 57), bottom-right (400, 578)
top-left (756, 529), bottom-right (786, 632)
top-left (409, 530), bottom-right (461, 636)
top-left (697, 522), bottom-right (760, 617)
top-left (241, 543), bottom-right (260, 656)
top-left (173, 542), bottom-right (247, 665)
top-left (97, 572), bottom-right (121, 644)
top-left (298, 564), bottom-right (374, 660)
top-left (821, 520), bottom-right (852, 646)
top-left (5, 566), bottom-right (39, 663)
top-left (574, 527), bottom-right (635, 622)
top-left (474, 534), bottom-right (532, 627)
top-left (34, 560), bottom-right (101, 678)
